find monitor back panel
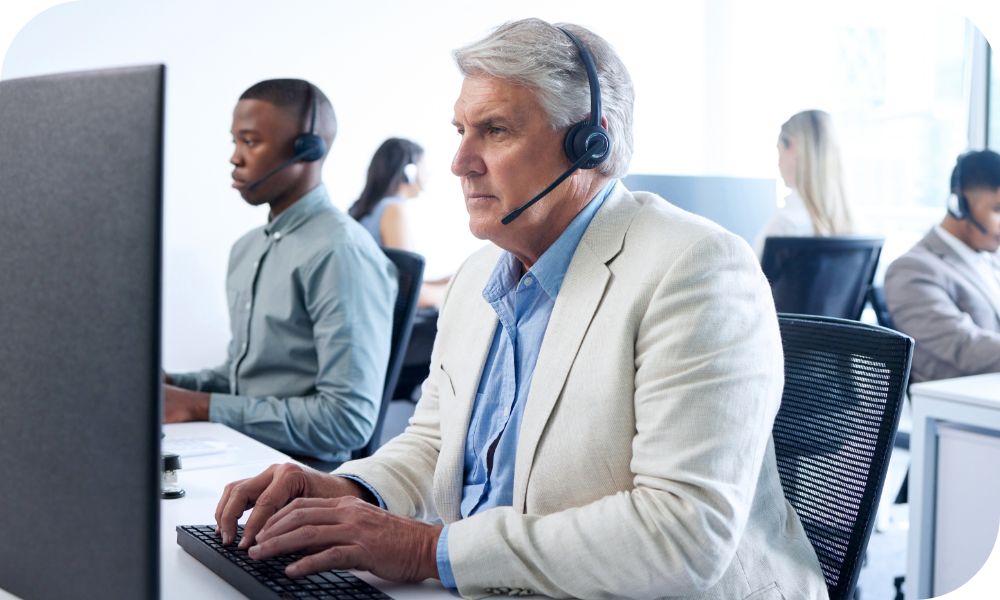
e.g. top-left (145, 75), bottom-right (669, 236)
top-left (622, 173), bottom-right (777, 244)
top-left (0, 65), bottom-right (164, 599)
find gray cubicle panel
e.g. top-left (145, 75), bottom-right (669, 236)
top-left (0, 65), bottom-right (164, 599)
top-left (622, 173), bottom-right (777, 244)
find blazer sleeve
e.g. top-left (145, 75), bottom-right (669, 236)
top-left (331, 266), bottom-right (462, 521)
top-left (445, 231), bottom-right (785, 599)
top-left (885, 253), bottom-right (1000, 376)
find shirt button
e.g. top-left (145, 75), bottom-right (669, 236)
top-left (252, 261), bottom-right (259, 269)
top-left (273, 231), bottom-right (282, 241)
top-left (523, 276), bottom-right (534, 287)
top-left (244, 302), bottom-right (251, 310)
top-left (241, 342), bottom-right (248, 351)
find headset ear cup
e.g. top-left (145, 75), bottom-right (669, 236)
top-left (294, 133), bottom-right (326, 162)
top-left (563, 122), bottom-right (611, 170)
top-left (947, 192), bottom-right (967, 220)
top-left (402, 163), bottom-right (418, 185)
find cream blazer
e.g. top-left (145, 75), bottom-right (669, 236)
top-left (337, 184), bottom-right (828, 599)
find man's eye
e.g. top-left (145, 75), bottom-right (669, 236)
top-left (488, 126), bottom-right (506, 136)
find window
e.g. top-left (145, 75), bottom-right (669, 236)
top-left (990, 44), bottom-right (999, 149)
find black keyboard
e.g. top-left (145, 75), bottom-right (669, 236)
top-left (177, 524), bottom-right (393, 600)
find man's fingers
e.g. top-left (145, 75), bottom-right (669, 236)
top-left (239, 484), bottom-right (302, 548)
top-left (214, 466), bottom-right (276, 544)
top-left (249, 523), bottom-right (347, 561)
top-left (257, 502), bottom-right (346, 543)
top-left (214, 479), bottom-right (246, 534)
top-left (288, 543), bottom-right (366, 577)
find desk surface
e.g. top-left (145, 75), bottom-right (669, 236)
top-left (909, 373), bottom-right (1000, 407)
top-left (160, 423), bottom-right (450, 600)
top-left (0, 423), bottom-right (451, 600)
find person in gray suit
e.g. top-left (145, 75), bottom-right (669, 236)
top-left (885, 149), bottom-right (1000, 383)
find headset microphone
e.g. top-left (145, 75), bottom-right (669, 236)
top-left (247, 151), bottom-right (311, 191)
top-left (501, 145), bottom-right (607, 225)
top-left (246, 83), bottom-right (327, 192)
top-left (500, 27), bottom-right (612, 225)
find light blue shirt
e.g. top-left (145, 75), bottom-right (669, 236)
top-left (357, 196), bottom-right (406, 246)
top-left (436, 182), bottom-right (614, 588)
top-left (170, 185), bottom-right (397, 463)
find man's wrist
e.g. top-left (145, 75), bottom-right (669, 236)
top-left (424, 523), bottom-right (444, 581)
top-left (193, 392), bottom-right (210, 421)
top-left (331, 475), bottom-right (378, 504)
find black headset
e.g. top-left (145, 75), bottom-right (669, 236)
top-left (247, 83), bottom-right (327, 191)
top-left (500, 26), bottom-right (612, 225)
top-left (561, 28), bottom-right (612, 169)
top-left (293, 84), bottom-right (326, 162)
top-left (948, 152), bottom-right (970, 219)
top-left (947, 152), bottom-right (989, 234)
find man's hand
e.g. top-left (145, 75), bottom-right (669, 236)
top-left (214, 463), bottom-right (369, 548)
top-left (249, 496), bottom-right (442, 583)
top-left (163, 385), bottom-right (209, 422)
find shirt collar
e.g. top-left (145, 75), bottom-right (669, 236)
top-left (482, 180), bottom-right (616, 303)
top-left (263, 184), bottom-right (330, 237)
top-left (934, 224), bottom-right (992, 268)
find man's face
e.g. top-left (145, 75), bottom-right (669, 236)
top-left (451, 76), bottom-right (584, 252)
top-left (229, 99), bottom-right (301, 206)
top-left (964, 187), bottom-right (1000, 252)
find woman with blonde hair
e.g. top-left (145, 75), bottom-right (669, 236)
top-left (754, 109), bottom-right (855, 256)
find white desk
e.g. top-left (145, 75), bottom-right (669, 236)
top-left (160, 423), bottom-right (450, 599)
top-left (0, 423), bottom-right (451, 600)
top-left (907, 373), bottom-right (1000, 599)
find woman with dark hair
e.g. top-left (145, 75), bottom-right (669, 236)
top-left (350, 138), bottom-right (447, 307)
top-left (350, 137), bottom-right (425, 245)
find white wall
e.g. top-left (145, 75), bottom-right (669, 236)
top-left (2, 0), bottom-right (998, 372)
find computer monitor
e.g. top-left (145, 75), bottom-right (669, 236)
top-left (0, 65), bottom-right (164, 599)
top-left (622, 173), bottom-right (777, 244)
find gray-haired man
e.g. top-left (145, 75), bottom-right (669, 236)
top-left (215, 20), bottom-right (827, 599)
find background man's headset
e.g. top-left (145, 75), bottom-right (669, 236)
top-left (947, 152), bottom-right (989, 234)
top-left (247, 84), bottom-right (327, 191)
top-left (500, 27), bottom-right (613, 225)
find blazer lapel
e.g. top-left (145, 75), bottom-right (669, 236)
top-left (433, 263), bottom-right (501, 523)
top-left (925, 229), bottom-right (1000, 319)
top-left (511, 184), bottom-right (639, 510)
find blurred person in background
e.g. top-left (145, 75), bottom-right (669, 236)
top-left (754, 109), bottom-right (855, 257)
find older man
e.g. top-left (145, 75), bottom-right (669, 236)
top-left (215, 20), bottom-right (827, 599)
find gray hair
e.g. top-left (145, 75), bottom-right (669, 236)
top-left (453, 18), bottom-right (634, 179)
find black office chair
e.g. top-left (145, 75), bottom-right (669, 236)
top-left (350, 248), bottom-right (424, 460)
top-left (773, 314), bottom-right (913, 600)
top-left (392, 306), bottom-right (439, 402)
top-left (761, 237), bottom-right (884, 320)
top-left (867, 284), bottom-right (910, 506)
top-left (866, 284), bottom-right (896, 330)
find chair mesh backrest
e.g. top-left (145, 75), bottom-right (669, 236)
top-left (773, 314), bottom-right (912, 600)
top-left (866, 284), bottom-right (897, 330)
top-left (761, 237), bottom-right (884, 320)
top-left (351, 248), bottom-right (424, 460)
